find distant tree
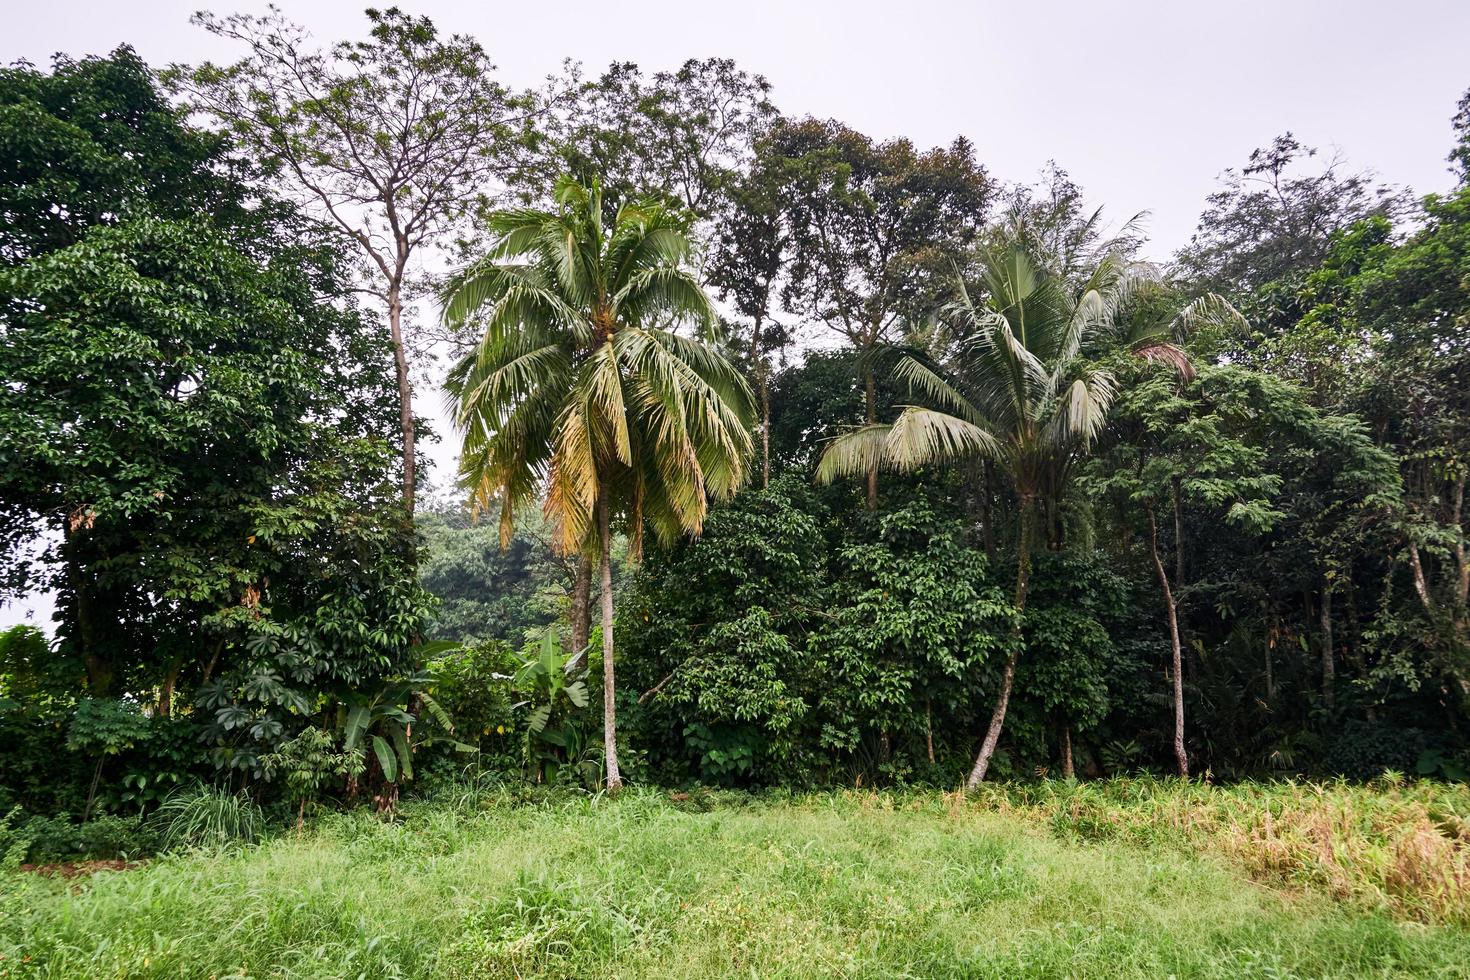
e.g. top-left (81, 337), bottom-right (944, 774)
top-left (708, 139), bottom-right (796, 487)
top-left (1176, 134), bottom-right (1408, 299)
top-left (417, 504), bottom-right (579, 646)
top-left (527, 58), bottom-right (777, 219)
top-left (175, 7), bottom-right (540, 513)
top-left (441, 177), bottom-right (755, 790)
top-left (990, 162), bottom-right (1146, 287)
top-left (772, 118), bottom-right (992, 508)
top-left (1450, 86), bottom-right (1470, 186)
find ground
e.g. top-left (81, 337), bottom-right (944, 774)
top-left (1, 787), bottom-right (1467, 978)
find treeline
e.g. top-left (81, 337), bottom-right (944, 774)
top-left (1, 8), bottom-right (1467, 832)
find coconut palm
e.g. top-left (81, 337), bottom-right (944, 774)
top-left (817, 242), bottom-right (1240, 787)
top-left (441, 177), bottom-right (755, 791)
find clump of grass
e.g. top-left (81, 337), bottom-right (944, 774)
top-left (966, 776), bottom-right (1470, 925)
top-left (153, 784), bottom-right (265, 851)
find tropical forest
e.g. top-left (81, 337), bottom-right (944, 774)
top-left (1, 5), bottom-right (1469, 976)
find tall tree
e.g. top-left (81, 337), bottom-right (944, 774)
top-left (817, 245), bottom-right (1118, 785)
top-left (442, 177), bottom-right (755, 790)
top-left (818, 244), bottom-right (1238, 784)
top-left (773, 118), bottom-right (992, 507)
top-left (708, 140), bottom-right (795, 487)
top-left (174, 7), bottom-right (538, 513)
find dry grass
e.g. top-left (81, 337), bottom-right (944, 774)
top-left (965, 776), bottom-right (1470, 926)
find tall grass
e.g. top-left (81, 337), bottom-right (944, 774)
top-left (964, 776), bottom-right (1470, 926)
top-left (2, 785), bottom-right (1467, 977)
top-left (152, 784), bottom-right (265, 851)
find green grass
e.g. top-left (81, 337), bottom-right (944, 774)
top-left (1, 788), bottom-right (1467, 978)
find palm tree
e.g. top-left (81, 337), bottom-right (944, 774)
top-left (817, 242), bottom-right (1237, 787)
top-left (442, 177), bottom-right (756, 791)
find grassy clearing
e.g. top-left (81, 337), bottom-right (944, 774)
top-left (1, 786), bottom-right (1467, 978)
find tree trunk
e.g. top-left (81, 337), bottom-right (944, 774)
top-left (1171, 476), bottom-right (1185, 586)
top-left (1061, 725), bottom-right (1075, 780)
top-left (571, 554), bottom-right (592, 659)
top-left (1320, 577), bottom-right (1335, 711)
top-left (966, 497), bottom-right (1035, 789)
top-left (864, 367), bottom-right (878, 511)
top-left (925, 699), bottom-right (935, 764)
top-left (752, 313), bottom-right (771, 489)
top-left (1146, 502), bottom-right (1189, 779)
top-left (158, 657), bottom-right (182, 717)
top-left (597, 492), bottom-right (623, 792)
top-left (387, 283), bottom-right (416, 515)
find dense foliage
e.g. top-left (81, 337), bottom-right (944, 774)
top-left (2, 11), bottom-right (1469, 866)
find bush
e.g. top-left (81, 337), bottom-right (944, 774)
top-left (15, 812), bottom-right (159, 863)
top-left (1322, 720), bottom-right (1431, 780)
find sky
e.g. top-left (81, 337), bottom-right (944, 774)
top-left (4, 0), bottom-right (1469, 629)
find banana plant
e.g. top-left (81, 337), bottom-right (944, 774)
top-left (341, 670), bottom-right (471, 786)
top-left (511, 630), bottom-right (594, 784)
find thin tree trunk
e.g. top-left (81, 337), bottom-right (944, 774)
top-left (1171, 476), bottom-right (1185, 586)
top-left (1146, 502), bottom-right (1189, 779)
top-left (925, 699), bottom-right (935, 764)
top-left (1320, 577), bottom-right (1335, 711)
top-left (966, 498), bottom-right (1035, 789)
top-left (387, 283), bottom-right (416, 514)
top-left (1264, 628), bottom-right (1275, 702)
top-left (571, 554), bottom-right (592, 658)
top-left (200, 637), bottom-right (225, 686)
top-left (1061, 725), bottom-right (1074, 780)
top-left (597, 492), bottom-right (623, 792)
top-left (864, 367), bottom-right (878, 511)
top-left (1454, 471), bottom-right (1468, 614)
top-left (1343, 574), bottom-right (1376, 722)
top-left (752, 313), bottom-right (771, 489)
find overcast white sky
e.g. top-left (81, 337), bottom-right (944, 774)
top-left (4, 0), bottom-right (1469, 629)
top-left (8, 0), bottom-right (1470, 254)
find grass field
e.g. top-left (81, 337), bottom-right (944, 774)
top-left (1, 783), bottom-right (1468, 978)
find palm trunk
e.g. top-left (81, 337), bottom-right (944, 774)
top-left (387, 283), bottom-right (416, 515)
top-left (966, 497), bottom-right (1035, 789)
top-left (1061, 724), bottom-right (1074, 780)
top-left (1146, 502), bottom-right (1189, 779)
top-left (597, 492), bottom-right (623, 792)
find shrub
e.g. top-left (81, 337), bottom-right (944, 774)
top-left (16, 812), bottom-right (159, 863)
